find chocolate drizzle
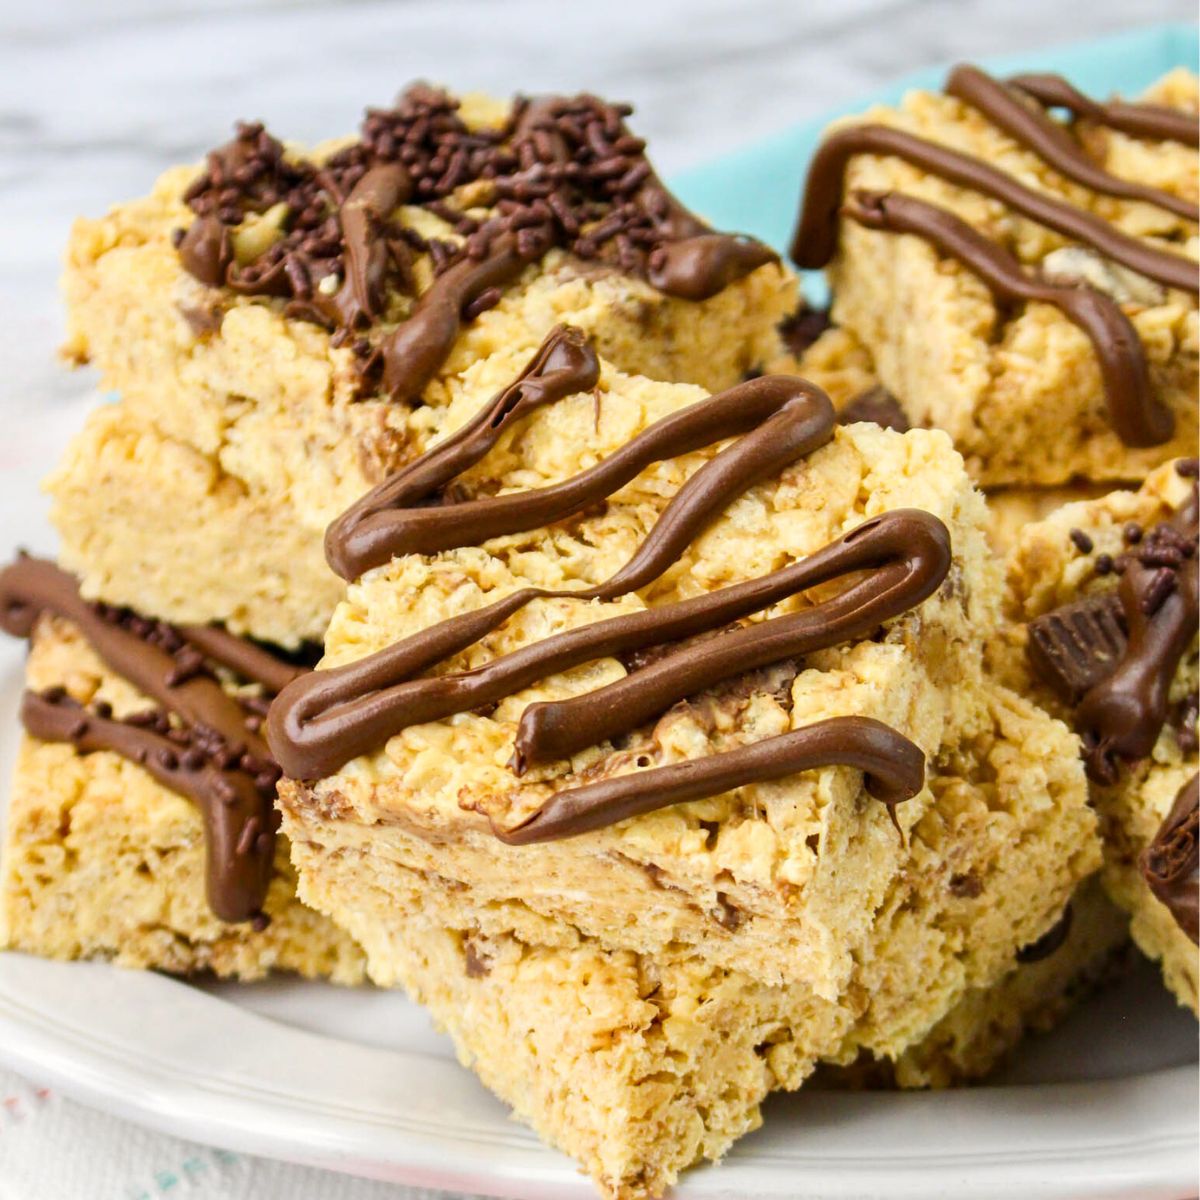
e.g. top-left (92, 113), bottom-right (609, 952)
top-left (175, 87), bottom-right (774, 403)
top-left (1076, 489), bottom-right (1199, 782)
top-left (270, 329), bottom-right (946, 841)
top-left (790, 65), bottom-right (1198, 449)
top-left (1026, 485), bottom-right (1199, 784)
top-left (1008, 73), bottom-right (1200, 149)
top-left (791, 123), bottom-right (1197, 293)
top-left (845, 190), bottom-right (1170, 446)
top-left (380, 233), bottom-right (545, 403)
top-left (1140, 774), bottom-right (1199, 943)
top-left (329, 323), bottom-right (601, 580)
top-left (0, 556), bottom-right (297, 924)
top-left (499, 717), bottom-right (924, 845)
top-left (947, 66), bottom-right (1198, 222)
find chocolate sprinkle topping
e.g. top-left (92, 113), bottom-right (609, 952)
top-left (1027, 484), bottom-right (1199, 783)
top-left (1140, 774), bottom-right (1199, 943)
top-left (270, 328), bottom-right (946, 842)
top-left (0, 555), bottom-right (300, 924)
top-left (1069, 528), bottom-right (1095, 555)
top-left (176, 87), bottom-right (774, 403)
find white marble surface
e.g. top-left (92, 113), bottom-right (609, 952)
top-left (0, 3), bottom-right (1194, 1198)
top-left (0, 0), bottom-right (1193, 553)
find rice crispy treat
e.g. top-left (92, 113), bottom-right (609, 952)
top-left (791, 66), bottom-right (1199, 488)
top-left (283, 682), bottom-right (1100, 1200)
top-left (0, 589), bottom-right (364, 983)
top-left (793, 322), bottom-right (1121, 552)
top-left (829, 876), bottom-right (1128, 1089)
top-left (999, 459), bottom-right (1198, 1012)
top-left (270, 332), bottom-right (1023, 989)
top-left (55, 87), bottom-right (795, 647)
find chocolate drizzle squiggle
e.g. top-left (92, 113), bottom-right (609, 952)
top-left (20, 690), bottom-right (275, 927)
top-left (1009, 73), bottom-right (1200, 149)
top-left (500, 717), bottom-right (923, 845)
top-left (271, 330), bottom-right (946, 840)
top-left (845, 190), bottom-right (1171, 446)
top-left (790, 123), bottom-right (1197, 293)
top-left (947, 66), bottom-right (1198, 221)
top-left (177, 623), bottom-right (307, 696)
top-left (1141, 773), bottom-right (1199, 943)
top-left (0, 556), bottom-right (294, 923)
top-left (1077, 488), bottom-right (1199, 782)
top-left (330, 323), bottom-right (600, 580)
top-left (790, 68), bottom-right (1198, 450)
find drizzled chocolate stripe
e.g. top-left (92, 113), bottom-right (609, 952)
top-left (331, 323), bottom-right (601, 578)
top-left (790, 122), bottom-right (1197, 293)
top-left (381, 233), bottom-right (547, 403)
top-left (270, 330), bottom-right (945, 840)
top-left (790, 70), bottom-right (1197, 451)
top-left (1009, 73), bottom-right (1200, 148)
top-left (845, 190), bottom-right (1171, 446)
top-left (177, 623), bottom-right (307, 696)
top-left (0, 556), bottom-right (292, 923)
top-left (500, 717), bottom-right (924, 845)
top-left (947, 66), bottom-right (1198, 221)
top-left (1077, 487), bottom-right (1199, 782)
top-left (21, 691), bottom-right (273, 927)
top-left (1141, 773), bottom-right (1199, 943)
top-left (329, 325), bottom-right (843, 583)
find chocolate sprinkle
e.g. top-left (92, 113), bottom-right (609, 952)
top-left (176, 87), bottom-right (775, 404)
top-left (1069, 528), bottom-right (1094, 555)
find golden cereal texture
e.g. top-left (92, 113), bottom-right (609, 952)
top-left (54, 138), bottom-right (796, 646)
top-left (0, 614), bottom-right (364, 983)
top-left (284, 414), bottom-right (1002, 990)
top-left (823, 72), bottom-right (1198, 487)
top-left (281, 681), bottom-right (1099, 1200)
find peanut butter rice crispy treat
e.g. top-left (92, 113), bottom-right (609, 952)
top-left (999, 460), bottom-right (1198, 1012)
top-left (791, 66), bottom-right (1199, 488)
top-left (788, 322), bottom-right (1117, 553)
top-left (863, 877), bottom-right (1128, 1089)
top-left (273, 345), bottom-right (1014, 989)
top-left (55, 86), bottom-right (794, 646)
top-left (283, 682), bottom-right (1099, 1200)
top-left (2, 613), bottom-right (364, 982)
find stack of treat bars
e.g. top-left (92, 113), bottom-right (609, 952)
top-left (0, 62), bottom-right (1195, 1200)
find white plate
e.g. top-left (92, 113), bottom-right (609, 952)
top-left (0, 640), bottom-right (1196, 1199)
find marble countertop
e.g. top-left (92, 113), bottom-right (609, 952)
top-left (1, 0), bottom-right (1193, 552)
top-left (0, 0), bottom-right (1193, 549)
top-left (0, 4), bottom-right (1193, 1197)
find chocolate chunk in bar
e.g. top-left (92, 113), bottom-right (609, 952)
top-left (1026, 591), bottom-right (1127, 705)
top-left (1141, 774), bottom-right (1199, 944)
top-left (839, 386), bottom-right (910, 433)
top-left (778, 306), bottom-right (831, 357)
